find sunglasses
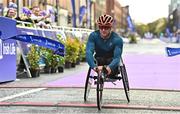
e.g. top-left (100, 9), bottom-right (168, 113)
top-left (99, 26), bottom-right (111, 30)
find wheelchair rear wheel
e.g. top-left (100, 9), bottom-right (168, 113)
top-left (84, 67), bottom-right (93, 102)
top-left (96, 72), bottom-right (104, 110)
top-left (123, 64), bottom-right (130, 91)
top-left (120, 65), bottom-right (130, 102)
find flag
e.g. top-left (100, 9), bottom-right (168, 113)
top-left (87, 0), bottom-right (91, 28)
top-left (40, 10), bottom-right (47, 16)
top-left (126, 15), bottom-right (135, 32)
top-left (71, 0), bottom-right (76, 27)
top-left (22, 7), bottom-right (32, 16)
top-left (79, 5), bottom-right (86, 26)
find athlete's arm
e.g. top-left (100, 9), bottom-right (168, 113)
top-left (108, 38), bottom-right (123, 70)
top-left (86, 33), bottom-right (97, 69)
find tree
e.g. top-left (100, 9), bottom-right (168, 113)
top-left (135, 23), bottom-right (149, 37)
top-left (148, 18), bottom-right (167, 36)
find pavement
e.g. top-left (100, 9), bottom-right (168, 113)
top-left (44, 54), bottom-right (180, 91)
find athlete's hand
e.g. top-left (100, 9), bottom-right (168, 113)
top-left (106, 66), bottom-right (111, 75)
top-left (93, 66), bottom-right (103, 72)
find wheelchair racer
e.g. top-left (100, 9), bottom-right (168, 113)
top-left (86, 14), bottom-right (124, 78)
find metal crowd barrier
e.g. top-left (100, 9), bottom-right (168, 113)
top-left (16, 20), bottom-right (93, 34)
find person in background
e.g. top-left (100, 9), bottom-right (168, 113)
top-left (30, 6), bottom-right (50, 28)
top-left (5, 7), bottom-right (16, 18)
top-left (5, 2), bottom-right (21, 21)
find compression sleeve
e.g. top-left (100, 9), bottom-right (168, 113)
top-left (108, 38), bottom-right (123, 70)
top-left (86, 33), bottom-right (97, 69)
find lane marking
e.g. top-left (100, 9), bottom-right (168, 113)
top-left (0, 88), bottom-right (46, 102)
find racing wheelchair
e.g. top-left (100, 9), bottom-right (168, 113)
top-left (84, 57), bottom-right (130, 110)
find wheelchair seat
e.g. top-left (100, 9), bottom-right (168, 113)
top-left (94, 57), bottom-right (125, 83)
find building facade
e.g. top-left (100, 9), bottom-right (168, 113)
top-left (1, 0), bottom-right (129, 33)
top-left (105, 0), bottom-right (128, 33)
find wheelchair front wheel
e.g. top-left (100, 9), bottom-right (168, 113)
top-left (96, 72), bottom-right (104, 110)
top-left (84, 67), bottom-right (93, 102)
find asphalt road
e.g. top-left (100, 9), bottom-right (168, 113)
top-left (0, 39), bottom-right (180, 114)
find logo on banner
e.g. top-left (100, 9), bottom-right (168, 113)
top-left (7, 34), bottom-right (65, 56)
top-left (0, 39), bottom-right (16, 60)
top-left (166, 47), bottom-right (180, 57)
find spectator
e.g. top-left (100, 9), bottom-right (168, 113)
top-left (30, 6), bottom-right (50, 28)
top-left (5, 2), bottom-right (21, 20)
top-left (5, 8), bottom-right (17, 18)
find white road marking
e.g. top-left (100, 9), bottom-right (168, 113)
top-left (0, 88), bottom-right (46, 102)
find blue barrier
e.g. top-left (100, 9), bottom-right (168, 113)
top-left (8, 35), bottom-right (64, 56)
top-left (166, 47), bottom-right (180, 57)
top-left (17, 27), bottom-right (38, 55)
top-left (0, 17), bottom-right (16, 82)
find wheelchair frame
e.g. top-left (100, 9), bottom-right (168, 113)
top-left (84, 58), bottom-right (130, 110)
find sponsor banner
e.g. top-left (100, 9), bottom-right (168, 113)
top-left (8, 34), bottom-right (65, 56)
top-left (0, 17), bottom-right (16, 82)
top-left (16, 27), bottom-right (65, 56)
top-left (166, 47), bottom-right (180, 57)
